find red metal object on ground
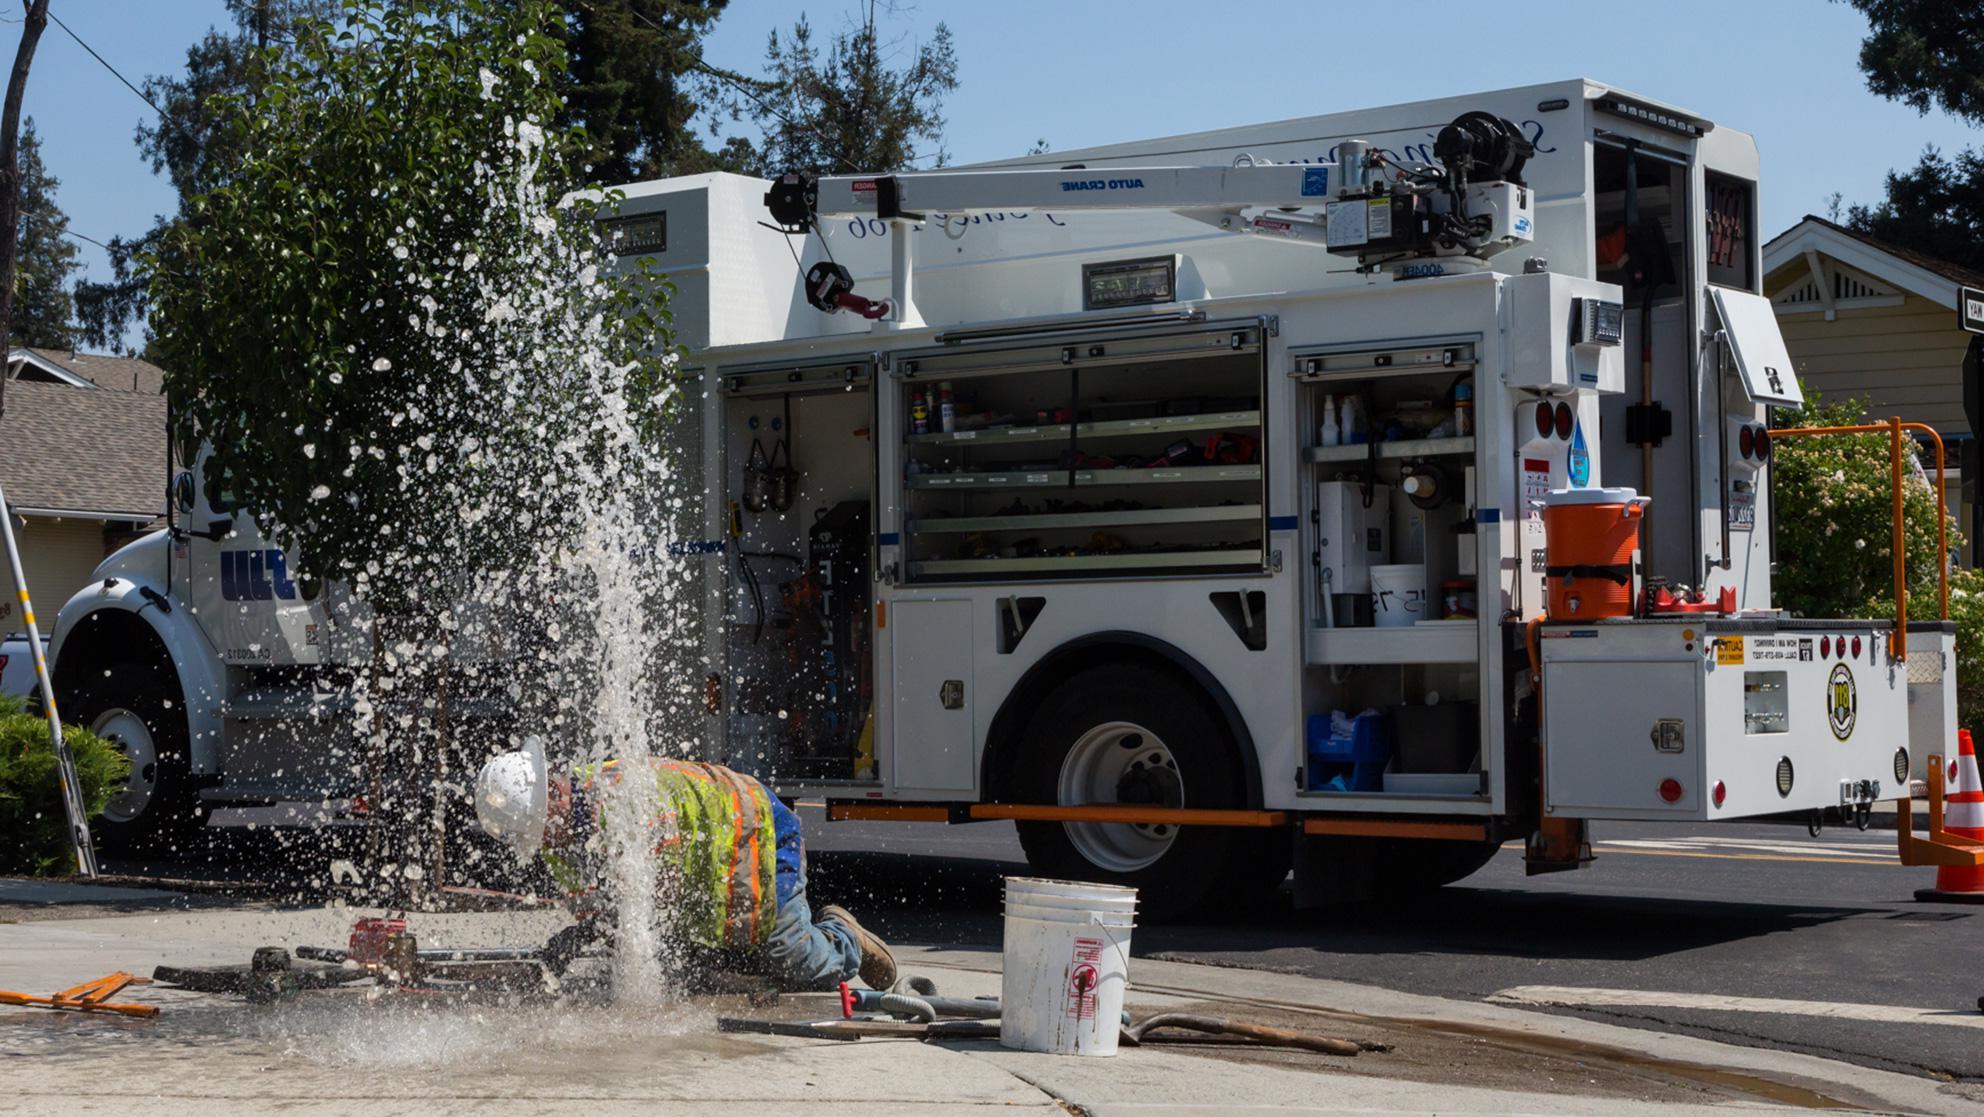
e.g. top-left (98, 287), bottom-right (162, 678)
top-left (349, 917), bottom-right (408, 966)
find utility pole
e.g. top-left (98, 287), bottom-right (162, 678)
top-left (0, 0), bottom-right (96, 877)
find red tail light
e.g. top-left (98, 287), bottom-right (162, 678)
top-left (1851, 636), bottom-right (1863, 658)
top-left (1554, 402), bottom-right (1574, 439)
top-left (1712, 780), bottom-right (1727, 808)
top-left (1658, 778), bottom-right (1684, 804)
top-left (1535, 402), bottom-right (1554, 439)
top-left (1739, 426), bottom-right (1754, 460)
top-left (1754, 428), bottom-right (1771, 462)
top-left (1820, 636), bottom-right (1831, 658)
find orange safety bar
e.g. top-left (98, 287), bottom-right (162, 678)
top-left (968, 804), bottom-right (1288, 828)
top-left (826, 801), bottom-right (1497, 838)
top-left (1769, 417), bottom-right (1948, 658)
top-left (1302, 817), bottom-right (1488, 842)
top-left (1895, 752), bottom-right (1984, 868)
top-left (826, 803), bottom-right (950, 823)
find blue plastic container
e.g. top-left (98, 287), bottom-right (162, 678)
top-left (1305, 711), bottom-right (1391, 792)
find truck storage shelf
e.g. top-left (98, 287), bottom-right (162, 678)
top-left (910, 550), bottom-right (1263, 577)
top-left (911, 409), bottom-right (1261, 448)
top-left (908, 503), bottom-right (1262, 534)
top-left (1306, 620), bottom-right (1479, 664)
top-left (1303, 436), bottom-right (1475, 464)
top-left (906, 464), bottom-right (1261, 490)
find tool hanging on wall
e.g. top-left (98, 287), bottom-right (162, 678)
top-left (742, 438), bottom-right (773, 514)
top-left (769, 394), bottom-right (798, 512)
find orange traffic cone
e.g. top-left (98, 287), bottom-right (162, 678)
top-left (1916, 728), bottom-right (1984, 903)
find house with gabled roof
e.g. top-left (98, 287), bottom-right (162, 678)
top-left (1764, 215), bottom-right (1984, 563)
top-left (0, 348), bottom-right (168, 632)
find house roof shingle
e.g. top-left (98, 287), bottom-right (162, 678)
top-left (15, 348), bottom-right (167, 395)
top-left (0, 379), bottom-right (166, 519)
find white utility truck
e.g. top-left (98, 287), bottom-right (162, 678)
top-left (45, 81), bottom-right (1962, 912)
top-left (659, 78), bottom-right (1960, 914)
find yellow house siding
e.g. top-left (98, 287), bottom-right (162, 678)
top-left (1776, 294), bottom-right (1972, 434)
top-left (0, 518), bottom-right (110, 633)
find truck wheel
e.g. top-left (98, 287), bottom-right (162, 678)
top-left (1012, 664), bottom-right (1254, 921)
top-left (65, 659), bottom-right (205, 853)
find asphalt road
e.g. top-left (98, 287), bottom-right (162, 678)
top-left (795, 811), bottom-right (1984, 1083)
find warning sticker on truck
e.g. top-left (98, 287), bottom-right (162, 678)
top-left (1751, 635), bottom-right (1814, 663)
top-left (1714, 637), bottom-right (1744, 665)
top-left (1523, 458), bottom-right (1551, 519)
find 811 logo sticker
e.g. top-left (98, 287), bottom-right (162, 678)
top-left (1827, 663), bottom-right (1857, 740)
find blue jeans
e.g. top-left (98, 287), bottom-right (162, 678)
top-left (760, 878), bottom-right (864, 990)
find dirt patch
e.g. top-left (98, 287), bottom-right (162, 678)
top-left (1122, 997), bottom-right (1872, 1110)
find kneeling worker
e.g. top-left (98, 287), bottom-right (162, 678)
top-left (475, 738), bottom-right (896, 991)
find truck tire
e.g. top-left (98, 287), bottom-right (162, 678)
top-left (63, 658), bottom-right (205, 852)
top-left (1011, 663), bottom-right (1262, 921)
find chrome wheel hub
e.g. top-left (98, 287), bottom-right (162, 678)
top-left (1056, 720), bottom-right (1183, 873)
top-left (93, 708), bottom-right (158, 824)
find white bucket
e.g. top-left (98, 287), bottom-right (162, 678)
top-left (1369, 563), bottom-right (1427, 627)
top-left (999, 877), bottom-right (1137, 1057)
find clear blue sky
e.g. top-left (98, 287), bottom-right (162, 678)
top-left (25, 0), bottom-right (1982, 352)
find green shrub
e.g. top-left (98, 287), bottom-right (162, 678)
top-left (1772, 390), bottom-right (1956, 619)
top-left (1864, 567), bottom-right (1984, 733)
top-left (1775, 385), bottom-right (1976, 728)
top-left (0, 696), bottom-right (130, 875)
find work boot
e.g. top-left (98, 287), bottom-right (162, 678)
top-left (818, 903), bottom-right (897, 990)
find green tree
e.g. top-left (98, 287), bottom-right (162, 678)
top-left (1834, 2), bottom-right (1984, 277)
top-left (553, 0), bottom-right (736, 181)
top-left (13, 119), bottom-right (78, 350)
top-left (1845, 146), bottom-right (1984, 274)
top-left (731, 1), bottom-right (958, 175)
top-left (148, 0), bottom-right (666, 605)
top-left (1845, 0), bottom-right (1984, 125)
top-left (75, 1), bottom-right (338, 354)
top-left (145, 0), bottom-right (674, 890)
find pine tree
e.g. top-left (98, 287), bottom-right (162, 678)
top-left (13, 118), bottom-right (76, 351)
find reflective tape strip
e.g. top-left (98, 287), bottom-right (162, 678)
top-left (1945, 801), bottom-right (1984, 830)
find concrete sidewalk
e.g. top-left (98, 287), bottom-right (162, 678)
top-left (0, 885), bottom-right (1977, 1116)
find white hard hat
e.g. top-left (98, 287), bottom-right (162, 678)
top-left (475, 735), bottom-right (548, 859)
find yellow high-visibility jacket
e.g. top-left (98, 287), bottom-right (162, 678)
top-left (548, 758), bottom-right (779, 950)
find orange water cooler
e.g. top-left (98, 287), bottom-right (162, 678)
top-left (1534, 488), bottom-right (1649, 620)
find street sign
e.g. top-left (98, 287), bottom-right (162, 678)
top-left (1962, 285), bottom-right (1984, 334)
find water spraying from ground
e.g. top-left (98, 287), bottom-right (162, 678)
top-left (311, 60), bottom-right (696, 1004)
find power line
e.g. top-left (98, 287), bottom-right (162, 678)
top-left (46, 9), bottom-right (170, 123)
top-left (60, 226), bottom-right (114, 252)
